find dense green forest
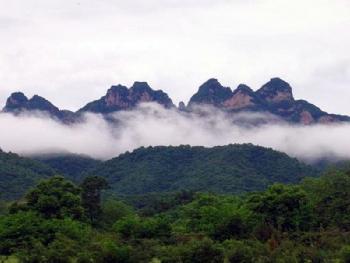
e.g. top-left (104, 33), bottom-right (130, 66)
top-left (0, 144), bottom-right (317, 200)
top-left (34, 154), bottom-right (101, 182)
top-left (1, 169), bottom-right (350, 262)
top-left (87, 144), bottom-right (317, 195)
top-left (0, 150), bottom-right (55, 200)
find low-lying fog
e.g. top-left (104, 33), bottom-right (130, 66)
top-left (0, 103), bottom-right (349, 162)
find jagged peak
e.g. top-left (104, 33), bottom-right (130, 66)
top-left (107, 85), bottom-right (129, 96)
top-left (8, 91), bottom-right (28, 100)
top-left (258, 78), bottom-right (293, 93)
top-left (188, 78), bottom-right (232, 107)
top-left (3, 92), bottom-right (29, 112)
top-left (198, 78), bottom-right (228, 91)
top-left (233, 84), bottom-right (254, 94)
top-left (256, 77), bottom-right (294, 103)
top-left (109, 84), bottom-right (128, 91)
top-left (130, 81), bottom-right (153, 92)
top-left (27, 95), bottom-right (59, 111)
top-left (30, 94), bottom-right (50, 103)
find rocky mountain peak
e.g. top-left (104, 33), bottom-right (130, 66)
top-left (234, 84), bottom-right (254, 95)
top-left (2, 92), bottom-right (75, 122)
top-left (108, 84), bottom-right (129, 94)
top-left (256, 78), bottom-right (294, 103)
top-left (28, 95), bottom-right (60, 113)
top-left (3, 92), bottom-right (29, 112)
top-left (222, 84), bottom-right (258, 110)
top-left (130, 81), bottom-right (152, 92)
top-left (189, 78), bottom-right (232, 106)
top-left (79, 82), bottom-right (174, 114)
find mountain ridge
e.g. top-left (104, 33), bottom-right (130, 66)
top-left (2, 77), bottom-right (349, 125)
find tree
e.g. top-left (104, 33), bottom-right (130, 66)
top-left (247, 184), bottom-right (310, 232)
top-left (24, 176), bottom-right (84, 219)
top-left (81, 176), bottom-right (109, 224)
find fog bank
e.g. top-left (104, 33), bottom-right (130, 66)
top-left (0, 103), bottom-right (349, 162)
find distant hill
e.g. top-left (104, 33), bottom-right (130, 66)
top-left (0, 144), bottom-right (320, 200)
top-left (2, 77), bottom-right (349, 125)
top-left (0, 150), bottom-right (56, 200)
top-left (87, 144), bottom-right (318, 195)
top-left (34, 154), bottom-right (101, 182)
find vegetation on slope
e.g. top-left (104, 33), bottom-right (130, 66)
top-left (0, 144), bottom-right (317, 201)
top-left (35, 154), bottom-right (101, 182)
top-left (89, 144), bottom-right (317, 195)
top-left (0, 150), bottom-right (55, 200)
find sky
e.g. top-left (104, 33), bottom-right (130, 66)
top-left (0, 0), bottom-right (350, 114)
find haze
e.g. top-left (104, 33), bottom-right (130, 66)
top-left (1, 104), bottom-right (349, 162)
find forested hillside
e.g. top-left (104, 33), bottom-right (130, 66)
top-left (35, 154), bottom-right (101, 182)
top-left (0, 144), bottom-right (318, 201)
top-left (0, 150), bottom-right (55, 200)
top-left (89, 144), bottom-right (317, 195)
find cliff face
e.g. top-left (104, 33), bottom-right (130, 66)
top-left (188, 78), bottom-right (350, 124)
top-left (78, 82), bottom-right (174, 114)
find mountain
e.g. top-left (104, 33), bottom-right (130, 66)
top-left (87, 144), bottom-right (317, 196)
top-left (0, 149), bottom-right (56, 200)
top-left (188, 78), bottom-right (350, 124)
top-left (1, 82), bottom-right (174, 121)
top-left (78, 81), bottom-right (174, 114)
top-left (2, 77), bottom-right (349, 125)
top-left (2, 92), bottom-right (75, 123)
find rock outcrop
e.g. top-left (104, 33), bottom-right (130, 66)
top-left (78, 82), bottom-right (174, 114)
top-left (188, 78), bottom-right (350, 124)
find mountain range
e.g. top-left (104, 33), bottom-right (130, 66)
top-left (2, 77), bottom-right (349, 124)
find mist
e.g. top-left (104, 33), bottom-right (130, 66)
top-left (0, 103), bottom-right (350, 162)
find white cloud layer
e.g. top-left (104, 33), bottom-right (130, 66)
top-left (0, 0), bottom-right (349, 114)
top-left (0, 103), bottom-right (349, 162)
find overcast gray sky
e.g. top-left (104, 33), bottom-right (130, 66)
top-left (0, 0), bottom-right (349, 114)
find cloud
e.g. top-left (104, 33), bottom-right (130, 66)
top-left (0, 103), bottom-right (350, 162)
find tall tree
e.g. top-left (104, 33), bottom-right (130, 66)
top-left (81, 176), bottom-right (109, 224)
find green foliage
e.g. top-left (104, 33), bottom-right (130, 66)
top-left (81, 176), bottom-right (109, 224)
top-left (247, 184), bottom-right (311, 232)
top-left (89, 144), bottom-right (317, 196)
top-left (23, 176), bottom-right (84, 219)
top-left (155, 238), bottom-right (224, 263)
top-left (100, 199), bottom-right (134, 229)
top-left (302, 171), bottom-right (350, 230)
top-left (36, 154), bottom-right (101, 183)
top-left (0, 150), bottom-right (55, 200)
top-left (223, 239), bottom-right (269, 263)
top-left (113, 215), bottom-right (171, 240)
top-left (340, 245), bottom-right (350, 263)
top-left (2, 162), bottom-right (350, 262)
top-left (0, 211), bottom-right (90, 258)
top-left (78, 236), bottom-right (131, 263)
